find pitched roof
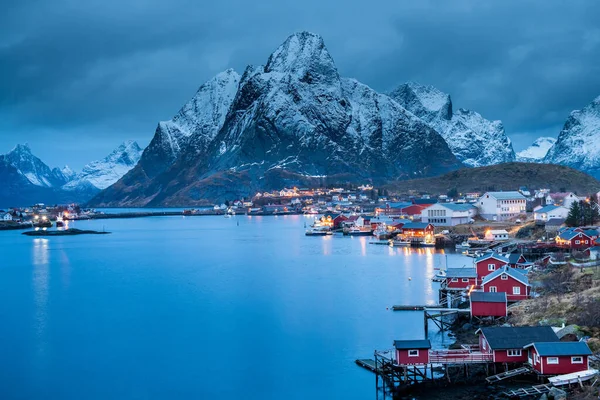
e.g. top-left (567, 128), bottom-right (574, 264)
top-left (545, 218), bottom-right (566, 227)
top-left (444, 268), bottom-right (477, 278)
top-left (478, 326), bottom-right (558, 350)
top-left (475, 252), bottom-right (509, 264)
top-left (470, 291), bottom-right (507, 303)
top-left (401, 222), bottom-right (432, 229)
top-left (558, 229), bottom-right (592, 241)
top-left (508, 253), bottom-right (527, 264)
top-left (486, 191), bottom-right (526, 200)
top-left (535, 205), bottom-right (563, 214)
top-left (524, 342), bottom-right (592, 356)
top-left (394, 339), bottom-right (431, 350)
top-left (440, 203), bottom-right (476, 211)
top-left (413, 199), bottom-right (438, 205)
top-left (482, 266), bottom-right (530, 286)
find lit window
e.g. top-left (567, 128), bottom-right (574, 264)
top-left (408, 350), bottom-right (419, 357)
top-left (508, 349), bottom-right (522, 357)
top-left (571, 356), bottom-right (583, 364)
top-left (513, 287), bottom-right (521, 295)
top-left (547, 357), bottom-right (559, 364)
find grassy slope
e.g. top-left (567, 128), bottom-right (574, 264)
top-left (385, 162), bottom-right (600, 196)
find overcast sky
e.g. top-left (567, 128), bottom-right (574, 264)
top-left (1, 0), bottom-right (599, 169)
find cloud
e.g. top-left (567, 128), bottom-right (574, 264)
top-left (1, 0), bottom-right (599, 166)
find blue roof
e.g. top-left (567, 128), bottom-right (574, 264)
top-left (470, 291), bottom-right (507, 303)
top-left (486, 191), bottom-right (526, 200)
top-left (394, 339), bottom-right (431, 350)
top-left (402, 222), bottom-right (432, 229)
top-left (475, 252), bottom-right (509, 264)
top-left (536, 205), bottom-right (561, 213)
top-left (526, 342), bottom-right (592, 356)
top-left (386, 202), bottom-right (412, 209)
top-left (444, 268), bottom-right (477, 278)
top-left (558, 229), bottom-right (593, 241)
top-left (441, 203), bottom-right (476, 211)
top-left (482, 266), bottom-right (530, 286)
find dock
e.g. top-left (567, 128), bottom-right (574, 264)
top-left (355, 359), bottom-right (378, 372)
top-left (502, 384), bottom-right (553, 397)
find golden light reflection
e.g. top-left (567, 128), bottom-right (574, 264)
top-left (32, 238), bottom-right (49, 355)
top-left (360, 237), bottom-right (367, 256)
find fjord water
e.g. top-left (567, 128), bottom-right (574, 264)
top-left (0, 215), bottom-right (465, 399)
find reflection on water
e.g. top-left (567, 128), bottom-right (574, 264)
top-left (32, 238), bottom-right (49, 359)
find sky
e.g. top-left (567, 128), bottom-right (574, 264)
top-left (1, 0), bottom-right (600, 170)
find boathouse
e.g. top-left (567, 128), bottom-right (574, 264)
top-left (474, 253), bottom-right (509, 282)
top-left (507, 252), bottom-right (530, 268)
top-left (394, 339), bottom-right (431, 365)
top-left (442, 268), bottom-right (477, 290)
top-left (469, 291), bottom-right (507, 318)
top-left (555, 228), bottom-right (594, 249)
top-left (481, 266), bottom-right (531, 301)
top-left (524, 342), bottom-right (592, 375)
top-left (477, 326), bottom-right (559, 364)
top-left (399, 222), bottom-right (434, 237)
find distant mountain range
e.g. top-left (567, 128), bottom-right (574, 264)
top-left (0, 141), bottom-right (143, 207)
top-left (5, 32), bottom-right (600, 207)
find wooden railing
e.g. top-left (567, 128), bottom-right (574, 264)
top-left (429, 349), bottom-right (493, 364)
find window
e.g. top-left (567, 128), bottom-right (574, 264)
top-left (462, 278), bottom-right (469, 282)
top-left (513, 287), bottom-right (521, 295)
top-left (408, 350), bottom-right (419, 357)
top-left (451, 278), bottom-right (458, 282)
top-left (488, 264), bottom-right (496, 271)
top-left (575, 240), bottom-right (580, 244)
top-left (508, 349), bottom-right (522, 357)
top-left (547, 357), bottom-right (559, 364)
top-left (482, 340), bottom-right (486, 350)
top-left (535, 354), bottom-right (540, 364)
top-left (489, 286), bottom-right (497, 293)
top-left (571, 356), bottom-right (583, 364)
top-left (501, 274), bottom-right (508, 280)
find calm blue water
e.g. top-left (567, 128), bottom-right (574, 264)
top-left (0, 215), bottom-right (465, 399)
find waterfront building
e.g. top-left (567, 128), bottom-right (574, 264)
top-left (469, 292), bottom-right (507, 318)
top-left (524, 342), bottom-right (592, 375)
top-left (477, 326), bottom-right (558, 364)
top-left (394, 340), bottom-right (431, 365)
top-left (474, 253), bottom-right (510, 282)
top-left (420, 203), bottom-right (477, 226)
top-left (481, 266), bottom-right (531, 301)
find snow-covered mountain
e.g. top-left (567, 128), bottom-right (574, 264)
top-left (389, 82), bottom-right (516, 167)
top-left (90, 32), bottom-right (461, 206)
top-left (545, 96), bottom-right (600, 179)
top-left (516, 137), bottom-right (556, 162)
top-left (3, 144), bottom-right (69, 188)
top-left (63, 140), bottom-right (143, 191)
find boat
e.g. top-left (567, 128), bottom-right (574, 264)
top-left (420, 241), bottom-right (436, 247)
top-left (373, 225), bottom-right (390, 240)
top-left (346, 227), bottom-right (373, 236)
top-left (369, 240), bottom-right (393, 246)
top-left (455, 241), bottom-right (471, 250)
top-left (305, 228), bottom-right (333, 236)
top-left (390, 240), bottom-right (411, 247)
top-left (547, 369), bottom-right (598, 386)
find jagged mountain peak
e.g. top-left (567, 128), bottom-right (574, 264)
top-left (264, 31), bottom-right (338, 82)
top-left (389, 82), bottom-right (452, 121)
top-left (11, 143), bottom-right (32, 153)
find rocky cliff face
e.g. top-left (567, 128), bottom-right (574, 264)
top-left (544, 96), bottom-right (600, 179)
top-left (516, 137), bottom-right (556, 162)
top-left (3, 144), bottom-right (68, 188)
top-left (389, 82), bottom-right (516, 167)
top-left (90, 32), bottom-right (461, 206)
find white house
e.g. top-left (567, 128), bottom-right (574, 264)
top-left (484, 229), bottom-right (509, 241)
top-left (546, 192), bottom-right (579, 208)
top-left (420, 203), bottom-right (478, 226)
top-left (477, 191), bottom-right (526, 221)
top-left (2, 212), bottom-right (13, 221)
top-left (533, 205), bottom-right (569, 222)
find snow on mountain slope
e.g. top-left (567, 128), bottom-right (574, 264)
top-left (64, 141), bottom-right (143, 190)
top-left (516, 137), bottom-right (556, 162)
top-left (138, 69), bottom-right (240, 178)
top-left (4, 144), bottom-right (68, 187)
top-left (389, 82), bottom-right (515, 167)
top-left (545, 96), bottom-right (600, 178)
top-left (90, 32), bottom-right (461, 206)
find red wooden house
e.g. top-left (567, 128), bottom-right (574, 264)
top-left (400, 204), bottom-right (428, 217)
top-left (394, 339), bottom-right (431, 365)
top-left (477, 326), bottom-right (558, 364)
top-left (507, 252), bottom-right (533, 269)
top-left (524, 342), bottom-right (592, 375)
top-left (474, 253), bottom-right (509, 283)
top-left (481, 266), bottom-right (531, 301)
top-left (400, 222), bottom-right (434, 237)
top-left (442, 268), bottom-right (477, 290)
top-left (555, 228), bottom-right (594, 249)
top-left (469, 291), bottom-right (507, 318)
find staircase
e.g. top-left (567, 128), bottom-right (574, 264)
top-left (486, 366), bottom-right (531, 383)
